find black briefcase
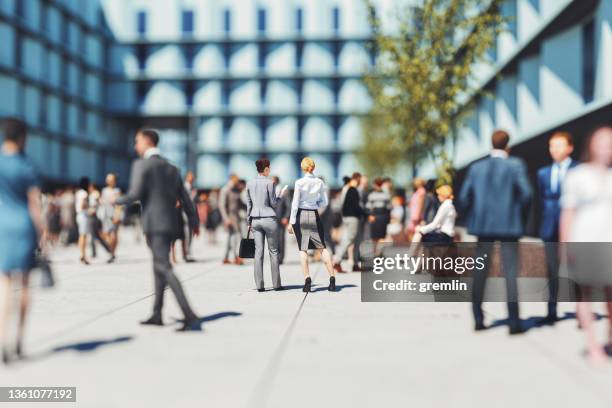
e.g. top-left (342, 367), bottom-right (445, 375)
top-left (239, 226), bottom-right (255, 259)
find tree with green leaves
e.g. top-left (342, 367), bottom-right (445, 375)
top-left (359, 0), bottom-right (505, 185)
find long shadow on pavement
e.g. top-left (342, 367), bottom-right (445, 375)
top-left (20, 336), bottom-right (134, 364)
top-left (487, 311), bottom-right (608, 333)
top-left (174, 311), bottom-right (243, 326)
top-left (312, 284), bottom-right (358, 293)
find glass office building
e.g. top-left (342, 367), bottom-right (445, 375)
top-left (103, 0), bottom-right (378, 188)
top-left (0, 0), bottom-right (133, 185)
top-left (423, 0), bottom-right (612, 177)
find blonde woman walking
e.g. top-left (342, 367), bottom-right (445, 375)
top-left (288, 157), bottom-right (336, 292)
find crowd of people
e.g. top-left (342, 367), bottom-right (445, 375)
top-left (2, 115), bottom-right (612, 366)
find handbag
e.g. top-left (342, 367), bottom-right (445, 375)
top-left (239, 226), bottom-right (255, 259)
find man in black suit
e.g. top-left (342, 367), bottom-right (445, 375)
top-left (536, 132), bottom-right (577, 325)
top-left (459, 130), bottom-right (532, 335)
top-left (116, 129), bottom-right (200, 331)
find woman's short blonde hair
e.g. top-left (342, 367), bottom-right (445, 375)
top-left (301, 157), bottom-right (315, 173)
top-left (435, 185), bottom-right (454, 200)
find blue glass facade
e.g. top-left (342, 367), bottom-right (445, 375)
top-left (103, 0), bottom-right (376, 188)
top-left (0, 0), bottom-right (132, 185)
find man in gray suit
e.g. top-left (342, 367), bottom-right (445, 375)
top-left (459, 130), bottom-right (532, 335)
top-left (115, 129), bottom-right (200, 332)
top-left (246, 159), bottom-right (288, 291)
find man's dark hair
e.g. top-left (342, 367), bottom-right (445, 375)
top-left (342, 176), bottom-right (351, 185)
top-left (138, 128), bottom-right (160, 146)
top-left (79, 177), bottom-right (91, 191)
top-left (2, 117), bottom-right (27, 142)
top-left (491, 130), bottom-right (510, 150)
top-left (351, 172), bottom-right (362, 181)
top-left (256, 158), bottom-right (270, 173)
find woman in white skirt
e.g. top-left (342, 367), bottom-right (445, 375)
top-left (288, 157), bottom-right (336, 292)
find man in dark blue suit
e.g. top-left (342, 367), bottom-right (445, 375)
top-left (459, 130), bottom-right (532, 335)
top-left (537, 131), bottom-right (577, 325)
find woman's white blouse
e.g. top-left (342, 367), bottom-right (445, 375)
top-left (419, 199), bottom-right (456, 236)
top-left (289, 173), bottom-right (329, 225)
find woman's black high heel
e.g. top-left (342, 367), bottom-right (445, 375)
top-left (328, 276), bottom-right (336, 292)
top-left (303, 277), bottom-right (312, 293)
top-left (2, 347), bottom-right (11, 365)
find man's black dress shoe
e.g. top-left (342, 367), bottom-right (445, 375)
top-left (140, 315), bottom-right (163, 326)
top-left (538, 314), bottom-right (558, 326)
top-left (274, 286), bottom-right (285, 291)
top-left (509, 326), bottom-right (526, 335)
top-left (176, 319), bottom-right (201, 332)
top-left (474, 322), bottom-right (486, 331)
top-left (257, 288), bottom-right (265, 292)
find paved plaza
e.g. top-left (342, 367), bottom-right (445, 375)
top-left (1, 229), bottom-right (612, 408)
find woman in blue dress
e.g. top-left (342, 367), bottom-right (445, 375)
top-left (0, 118), bottom-right (43, 364)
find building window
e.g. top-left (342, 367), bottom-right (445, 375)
top-left (14, 33), bottom-right (21, 69)
top-left (260, 80), bottom-right (267, 104)
top-left (296, 42), bottom-right (303, 68)
top-left (222, 81), bottom-right (230, 106)
top-left (15, 0), bottom-right (24, 18)
top-left (136, 45), bottom-right (147, 70)
top-left (582, 19), bottom-right (595, 103)
top-left (223, 9), bottom-right (231, 34)
top-left (137, 82), bottom-right (147, 106)
top-left (258, 43), bottom-right (266, 69)
top-left (40, 3), bottom-right (47, 32)
top-left (296, 8), bottom-right (303, 33)
top-left (332, 7), bottom-right (340, 32)
top-left (257, 8), bottom-right (266, 33)
top-left (182, 10), bottom-right (194, 35)
top-left (184, 45), bottom-right (195, 70)
top-left (137, 11), bottom-right (147, 35)
top-left (185, 81), bottom-right (194, 107)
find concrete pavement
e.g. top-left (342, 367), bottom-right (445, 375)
top-left (1, 229), bottom-right (612, 408)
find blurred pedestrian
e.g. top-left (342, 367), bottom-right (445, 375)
top-left (560, 126), bottom-right (612, 365)
top-left (422, 179), bottom-right (440, 224)
top-left (288, 157), bottom-right (337, 292)
top-left (406, 177), bottom-right (426, 238)
top-left (366, 177), bottom-right (391, 245)
top-left (0, 118), bottom-right (43, 363)
top-left (100, 173), bottom-right (122, 263)
top-left (413, 185), bottom-right (456, 244)
top-left (333, 172), bottom-right (367, 273)
top-left (537, 131), bottom-right (577, 325)
top-left (75, 177), bottom-right (91, 265)
top-left (459, 130), bottom-right (532, 335)
top-left (272, 175), bottom-right (291, 264)
top-left (219, 175), bottom-right (244, 265)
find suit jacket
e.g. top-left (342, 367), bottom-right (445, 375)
top-left (459, 156), bottom-right (532, 238)
top-left (537, 159), bottom-right (578, 241)
top-left (246, 175), bottom-right (282, 223)
top-left (116, 155), bottom-right (197, 236)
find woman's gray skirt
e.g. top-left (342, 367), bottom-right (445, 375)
top-left (293, 209), bottom-right (326, 251)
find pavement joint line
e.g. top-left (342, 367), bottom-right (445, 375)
top-left (247, 262), bottom-right (325, 408)
top-left (28, 262), bottom-right (220, 349)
